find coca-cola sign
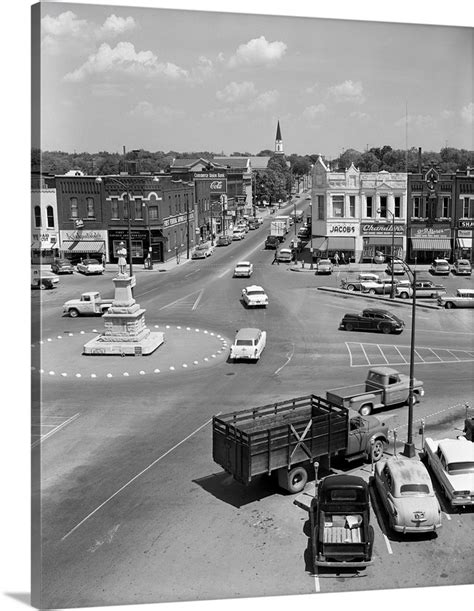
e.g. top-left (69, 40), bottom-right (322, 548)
top-left (210, 180), bottom-right (223, 190)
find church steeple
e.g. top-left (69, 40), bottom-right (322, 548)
top-left (275, 120), bottom-right (284, 155)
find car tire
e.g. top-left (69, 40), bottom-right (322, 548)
top-left (283, 466), bottom-right (308, 494)
top-left (370, 439), bottom-right (385, 462)
top-left (347, 284), bottom-right (355, 291)
top-left (381, 325), bottom-right (391, 334)
top-left (345, 323), bottom-right (354, 332)
top-left (369, 289), bottom-right (376, 295)
top-left (69, 308), bottom-right (79, 318)
top-left (445, 302), bottom-right (454, 309)
top-left (399, 291), bottom-right (409, 299)
top-left (360, 404), bottom-right (372, 416)
top-left (40, 283), bottom-right (47, 290)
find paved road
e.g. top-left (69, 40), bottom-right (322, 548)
top-left (34, 197), bottom-right (474, 607)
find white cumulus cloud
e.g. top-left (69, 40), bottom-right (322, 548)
top-left (129, 102), bottom-right (184, 123)
top-left (328, 80), bottom-right (365, 104)
top-left (63, 42), bottom-right (189, 82)
top-left (350, 110), bottom-right (369, 120)
top-left (461, 102), bottom-right (474, 124)
top-left (99, 14), bottom-right (137, 37)
top-left (228, 36), bottom-right (287, 68)
top-left (303, 104), bottom-right (326, 119)
top-left (248, 90), bottom-right (279, 111)
top-left (216, 81), bottom-right (256, 103)
top-left (42, 11), bottom-right (88, 37)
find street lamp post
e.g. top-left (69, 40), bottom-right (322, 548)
top-left (310, 200), bottom-right (314, 270)
top-left (378, 208), bottom-right (396, 298)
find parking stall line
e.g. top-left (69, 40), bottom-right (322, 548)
top-left (446, 350), bottom-right (461, 361)
top-left (359, 343), bottom-right (371, 366)
top-left (383, 533), bottom-right (393, 555)
top-left (427, 349), bottom-right (443, 361)
top-left (394, 346), bottom-right (409, 364)
top-left (376, 345), bottom-right (389, 364)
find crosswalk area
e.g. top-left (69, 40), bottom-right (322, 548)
top-left (159, 289), bottom-right (204, 312)
top-left (346, 341), bottom-right (474, 368)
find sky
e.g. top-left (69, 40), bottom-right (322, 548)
top-left (35, 1), bottom-right (473, 158)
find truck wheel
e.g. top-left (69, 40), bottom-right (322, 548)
top-left (345, 322), bottom-right (354, 332)
top-left (370, 439), bottom-right (385, 462)
top-left (445, 302), bottom-right (454, 309)
top-left (279, 466), bottom-right (308, 494)
top-left (69, 309), bottom-right (79, 318)
top-left (381, 324), bottom-right (391, 334)
top-left (368, 288), bottom-right (376, 295)
top-left (346, 284), bottom-right (355, 291)
top-left (360, 404), bottom-right (372, 416)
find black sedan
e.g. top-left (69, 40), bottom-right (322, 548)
top-left (340, 308), bottom-right (405, 334)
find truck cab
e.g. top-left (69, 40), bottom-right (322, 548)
top-left (310, 474), bottom-right (374, 568)
top-left (63, 292), bottom-right (112, 317)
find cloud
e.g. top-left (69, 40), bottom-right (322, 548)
top-left (99, 14), bottom-right (137, 37)
top-left (350, 110), bottom-right (369, 120)
top-left (63, 42), bottom-right (189, 83)
top-left (303, 104), bottom-right (326, 119)
top-left (395, 114), bottom-right (435, 129)
top-left (190, 56), bottom-right (214, 83)
top-left (461, 102), bottom-right (473, 124)
top-left (42, 11), bottom-right (88, 37)
top-left (441, 109), bottom-right (455, 119)
top-left (328, 80), bottom-right (365, 104)
top-left (216, 81), bottom-right (256, 103)
top-left (248, 90), bottom-right (279, 110)
top-left (305, 82), bottom-right (320, 94)
top-left (129, 102), bottom-right (184, 123)
top-left (228, 36), bottom-right (287, 68)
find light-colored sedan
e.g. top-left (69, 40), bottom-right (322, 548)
top-left (316, 258), bottom-right (333, 274)
top-left (424, 436), bottom-right (474, 508)
top-left (374, 457), bottom-right (441, 533)
top-left (277, 248), bottom-right (292, 262)
top-left (232, 228), bottom-right (246, 240)
top-left (452, 259), bottom-right (472, 276)
top-left (76, 258), bottom-right (104, 275)
top-left (233, 261), bottom-right (253, 277)
top-left (191, 242), bottom-right (214, 259)
top-left (242, 285), bottom-right (268, 308)
top-left (229, 327), bottom-right (267, 361)
top-left (438, 289), bottom-right (474, 309)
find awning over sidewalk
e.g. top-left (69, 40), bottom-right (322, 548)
top-left (411, 237), bottom-right (451, 251)
top-left (60, 240), bottom-right (105, 253)
top-left (457, 238), bottom-right (472, 248)
top-left (312, 237), bottom-right (328, 251)
top-left (328, 237), bottom-right (355, 249)
top-left (366, 237), bottom-right (404, 246)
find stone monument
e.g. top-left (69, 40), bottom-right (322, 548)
top-left (83, 247), bottom-right (164, 356)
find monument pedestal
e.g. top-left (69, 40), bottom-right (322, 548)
top-left (83, 275), bottom-right (164, 356)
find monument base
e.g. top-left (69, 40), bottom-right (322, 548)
top-left (83, 331), bottom-right (165, 356)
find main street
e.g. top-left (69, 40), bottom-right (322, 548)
top-left (33, 196), bottom-right (474, 608)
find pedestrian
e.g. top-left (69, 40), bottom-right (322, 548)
top-left (101, 252), bottom-right (106, 269)
top-left (334, 251), bottom-right (340, 267)
top-left (341, 252), bottom-right (346, 265)
top-left (272, 249), bottom-right (280, 265)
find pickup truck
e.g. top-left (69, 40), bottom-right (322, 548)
top-left (212, 395), bottom-right (390, 494)
top-left (309, 474), bottom-right (374, 568)
top-left (63, 291), bottom-right (113, 317)
top-left (326, 366), bottom-right (424, 416)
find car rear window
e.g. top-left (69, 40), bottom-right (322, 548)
top-left (236, 339), bottom-right (253, 346)
top-left (447, 461), bottom-right (474, 474)
top-left (400, 484), bottom-right (430, 495)
top-left (329, 489), bottom-right (358, 501)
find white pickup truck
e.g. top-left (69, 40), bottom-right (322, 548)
top-left (63, 292), bottom-right (113, 317)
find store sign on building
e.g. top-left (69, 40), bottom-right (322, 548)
top-left (194, 172), bottom-right (227, 193)
top-left (64, 230), bottom-right (106, 241)
top-left (361, 223), bottom-right (405, 235)
top-left (410, 226), bottom-right (451, 238)
top-left (328, 223), bottom-right (358, 235)
top-left (458, 230), bottom-right (472, 238)
top-left (459, 220), bottom-right (474, 229)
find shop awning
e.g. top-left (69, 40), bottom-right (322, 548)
top-left (411, 238), bottom-right (451, 251)
top-left (60, 240), bottom-right (105, 253)
top-left (31, 240), bottom-right (57, 249)
top-left (312, 237), bottom-right (328, 251)
top-left (367, 237), bottom-right (404, 246)
top-left (328, 237), bottom-right (355, 249)
top-left (457, 238), bottom-right (472, 248)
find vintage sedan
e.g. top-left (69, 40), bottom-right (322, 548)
top-left (315, 258), bottom-right (333, 274)
top-left (216, 235), bottom-right (232, 246)
top-left (51, 258), bottom-right (74, 274)
top-left (241, 285), bottom-right (268, 308)
top-left (424, 437), bottom-right (474, 508)
top-left (452, 259), bottom-right (472, 276)
top-left (430, 258), bottom-right (451, 275)
top-left (229, 328), bottom-right (267, 361)
top-left (438, 288), bottom-right (474, 309)
top-left (360, 278), bottom-right (399, 295)
top-left (340, 309), bottom-right (405, 334)
top-left (276, 248), bottom-right (292, 262)
top-left (232, 228), bottom-right (246, 241)
top-left (31, 270), bottom-right (59, 290)
top-left (76, 258), bottom-right (104, 275)
top-left (396, 280), bottom-right (447, 299)
top-left (191, 242), bottom-right (214, 259)
top-left (233, 261), bottom-right (253, 277)
top-left (340, 273), bottom-right (380, 292)
top-left (374, 457), bottom-right (442, 533)
top-left (385, 261), bottom-right (406, 275)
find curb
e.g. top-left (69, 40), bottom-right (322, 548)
top-left (316, 286), bottom-right (441, 310)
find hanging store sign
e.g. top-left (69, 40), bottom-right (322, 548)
top-left (361, 223), bottom-right (405, 235)
top-left (458, 220), bottom-right (474, 229)
top-left (64, 229), bottom-right (107, 241)
top-left (410, 226), bottom-right (451, 238)
top-left (327, 223), bottom-right (358, 235)
top-left (458, 229), bottom-right (473, 237)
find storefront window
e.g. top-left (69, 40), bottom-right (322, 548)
top-left (70, 198), bottom-right (78, 218)
top-left (394, 196), bottom-right (401, 218)
top-left (366, 196), bottom-right (373, 217)
top-left (46, 206), bottom-right (54, 228)
top-left (332, 195), bottom-right (344, 217)
top-left (462, 197), bottom-right (473, 217)
top-left (123, 198), bottom-right (129, 219)
top-left (131, 241), bottom-right (143, 258)
top-left (317, 195), bottom-right (325, 220)
top-left (149, 206), bottom-right (158, 220)
top-left (442, 197), bottom-right (451, 218)
top-left (111, 198), bottom-right (119, 219)
top-left (86, 197), bottom-right (95, 218)
top-left (413, 196), bottom-right (421, 217)
top-left (349, 196), bottom-right (355, 218)
top-left (34, 205), bottom-right (42, 227)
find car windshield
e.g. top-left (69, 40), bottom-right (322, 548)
top-left (399, 484), bottom-right (430, 495)
top-left (447, 461), bottom-right (474, 474)
top-left (196, 244), bottom-right (207, 250)
top-left (457, 261), bottom-right (470, 267)
top-left (247, 290), bottom-right (265, 296)
top-left (320, 260), bottom-right (331, 265)
top-left (236, 339), bottom-right (253, 346)
top-left (84, 259), bottom-right (99, 264)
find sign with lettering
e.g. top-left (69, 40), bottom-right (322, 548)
top-left (458, 229), bottom-right (473, 237)
top-left (361, 223), bottom-right (405, 236)
top-left (64, 230), bottom-right (107, 241)
top-left (458, 220), bottom-right (474, 229)
top-left (410, 226), bottom-right (451, 238)
top-left (328, 223), bottom-right (358, 235)
top-left (194, 172), bottom-right (226, 180)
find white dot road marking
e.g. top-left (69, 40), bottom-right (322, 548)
top-left (204, 357), bottom-right (209, 362)
top-left (75, 373), bottom-right (81, 378)
top-left (154, 369), bottom-right (160, 373)
top-left (139, 371), bottom-right (145, 375)
top-left (47, 338), bottom-right (52, 342)
top-left (90, 374), bottom-right (96, 378)
top-left (60, 414), bottom-right (221, 541)
top-left (106, 374), bottom-right (112, 378)
top-left (49, 371), bottom-right (55, 376)
top-left (182, 364), bottom-right (188, 368)
top-left (123, 372), bottom-right (129, 376)
top-left (193, 361), bottom-right (198, 365)
top-left (383, 533), bottom-right (393, 554)
top-left (169, 366), bottom-right (175, 371)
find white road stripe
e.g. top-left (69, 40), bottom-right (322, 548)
top-left (32, 413), bottom-right (80, 448)
top-left (274, 343), bottom-right (295, 375)
top-left (383, 533), bottom-right (393, 554)
top-left (314, 574), bottom-right (320, 592)
top-left (377, 345), bottom-right (389, 364)
top-left (192, 289), bottom-right (204, 310)
top-left (394, 346), bottom-right (408, 363)
top-left (61, 415), bottom-right (220, 541)
top-left (360, 343), bottom-right (371, 365)
top-left (217, 267), bottom-right (231, 279)
top-left (413, 349), bottom-right (424, 362)
top-left (444, 513), bottom-right (451, 521)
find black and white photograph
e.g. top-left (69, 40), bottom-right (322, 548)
top-left (3, 1), bottom-right (474, 610)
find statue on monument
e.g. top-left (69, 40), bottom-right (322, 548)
top-left (117, 242), bottom-right (128, 276)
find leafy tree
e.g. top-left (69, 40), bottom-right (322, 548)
top-left (257, 149), bottom-right (273, 157)
top-left (338, 148), bottom-right (363, 170)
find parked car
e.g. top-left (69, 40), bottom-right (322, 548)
top-left (430, 259), bottom-right (451, 275)
top-left (264, 235), bottom-right (280, 249)
top-left (396, 280), bottom-right (447, 299)
top-left (385, 261), bottom-right (406, 275)
top-left (236, 222), bottom-right (249, 233)
top-left (424, 436), bottom-right (474, 508)
top-left (229, 328), bottom-right (267, 361)
top-left (232, 228), bottom-right (246, 241)
top-left (341, 273), bottom-right (380, 292)
top-left (241, 285), bottom-right (268, 308)
top-left (76, 258), bottom-right (104, 275)
top-left (51, 258), bottom-right (74, 274)
top-left (31, 270), bottom-right (59, 290)
top-left (452, 259), bottom-right (472, 276)
top-left (360, 278), bottom-right (399, 295)
top-left (277, 248), bottom-right (292, 262)
top-left (216, 235), bottom-right (232, 246)
top-left (233, 261), bottom-right (253, 277)
top-left (373, 457), bottom-right (442, 533)
top-left (340, 309), bottom-right (405, 334)
top-left (315, 258), bottom-right (333, 274)
top-left (297, 227), bottom-right (310, 239)
top-left (191, 242), bottom-right (214, 259)
top-left (438, 288), bottom-right (474, 309)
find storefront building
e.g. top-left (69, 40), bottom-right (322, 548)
top-left (311, 156), bottom-right (407, 262)
top-left (454, 169), bottom-right (474, 262)
top-left (406, 167), bottom-right (455, 264)
top-left (31, 174), bottom-right (59, 264)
